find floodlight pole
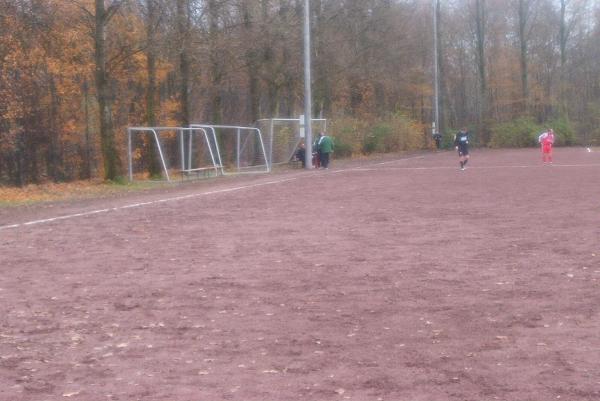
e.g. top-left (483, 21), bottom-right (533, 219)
top-left (433, 0), bottom-right (440, 138)
top-left (303, 0), bottom-right (313, 169)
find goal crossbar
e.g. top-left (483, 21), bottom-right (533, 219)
top-left (190, 124), bottom-right (270, 175)
top-left (127, 126), bottom-right (220, 182)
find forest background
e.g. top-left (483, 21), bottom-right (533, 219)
top-left (0, 0), bottom-right (599, 187)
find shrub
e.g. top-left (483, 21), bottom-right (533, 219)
top-left (329, 117), bottom-right (369, 157)
top-left (361, 114), bottom-right (423, 154)
top-left (546, 117), bottom-right (576, 146)
top-left (329, 114), bottom-right (424, 156)
top-left (363, 124), bottom-right (390, 153)
top-left (389, 113), bottom-right (424, 151)
top-left (489, 117), bottom-right (577, 148)
top-left (331, 135), bottom-right (355, 158)
top-left (489, 117), bottom-right (544, 148)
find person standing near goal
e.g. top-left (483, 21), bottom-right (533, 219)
top-left (454, 128), bottom-right (470, 170)
top-left (538, 128), bottom-right (555, 164)
top-left (312, 136), bottom-right (321, 168)
top-left (317, 132), bottom-right (334, 169)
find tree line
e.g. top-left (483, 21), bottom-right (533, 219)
top-left (0, 0), bottom-right (598, 186)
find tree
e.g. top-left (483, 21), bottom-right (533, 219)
top-left (435, 0), bottom-right (449, 135)
top-left (240, 1), bottom-right (261, 122)
top-left (2, 0), bottom-right (600, 187)
top-left (558, 0), bottom-right (587, 116)
top-left (474, 0), bottom-right (489, 143)
top-left (515, 0), bottom-right (536, 112)
top-left (92, 0), bottom-right (124, 181)
top-left (141, 0), bottom-right (162, 176)
top-left (176, 0), bottom-right (192, 127)
top-left (207, 0), bottom-right (223, 123)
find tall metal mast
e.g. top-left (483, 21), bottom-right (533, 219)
top-left (433, 0), bottom-right (440, 138)
top-left (303, 0), bottom-right (313, 169)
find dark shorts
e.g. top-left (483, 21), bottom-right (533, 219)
top-left (457, 146), bottom-right (469, 156)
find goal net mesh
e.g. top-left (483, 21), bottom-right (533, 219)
top-left (128, 127), bottom-right (219, 181)
top-left (190, 125), bottom-right (269, 175)
top-left (256, 119), bottom-right (327, 166)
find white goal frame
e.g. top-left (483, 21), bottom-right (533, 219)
top-left (190, 124), bottom-right (270, 175)
top-left (127, 126), bottom-right (220, 182)
top-left (256, 118), bottom-right (327, 167)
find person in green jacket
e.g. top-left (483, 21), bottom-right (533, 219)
top-left (316, 132), bottom-right (334, 169)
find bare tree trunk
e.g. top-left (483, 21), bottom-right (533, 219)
top-left (47, 75), bottom-right (60, 181)
top-left (208, 0), bottom-right (223, 124)
top-left (435, 0), bottom-right (449, 134)
top-left (314, 0), bottom-right (332, 118)
top-left (259, 0), bottom-right (280, 117)
top-left (475, 0), bottom-right (488, 144)
top-left (82, 80), bottom-right (93, 179)
top-left (145, 0), bottom-right (161, 177)
top-left (454, 41), bottom-right (468, 128)
top-left (241, 2), bottom-right (260, 122)
top-left (176, 0), bottom-right (191, 127)
top-left (559, 0), bottom-right (568, 70)
top-left (558, 0), bottom-right (569, 116)
top-left (517, 0), bottom-right (531, 113)
top-left (94, 0), bottom-right (121, 181)
top-left (279, 0), bottom-right (295, 117)
top-left (15, 131), bottom-right (25, 187)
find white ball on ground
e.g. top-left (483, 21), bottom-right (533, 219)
top-left (587, 147), bottom-right (592, 152)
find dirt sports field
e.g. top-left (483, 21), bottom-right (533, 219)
top-left (1, 147), bottom-right (599, 401)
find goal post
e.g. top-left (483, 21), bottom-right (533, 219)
top-left (127, 120), bottom-right (318, 181)
top-left (127, 127), bottom-right (221, 182)
top-left (190, 124), bottom-right (270, 175)
top-left (255, 118), bottom-right (327, 167)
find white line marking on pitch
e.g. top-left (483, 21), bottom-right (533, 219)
top-left (326, 155), bottom-right (426, 174)
top-left (374, 155), bottom-right (426, 165)
top-left (4, 156), bottom-right (593, 232)
top-left (353, 166), bottom-right (455, 171)
top-left (0, 177), bottom-right (298, 231)
top-left (472, 163), bottom-right (600, 169)
top-left (0, 155), bottom-right (423, 231)
top-left (354, 163), bottom-right (600, 171)
top-left (22, 209), bottom-right (111, 227)
top-left (542, 163), bottom-right (600, 167)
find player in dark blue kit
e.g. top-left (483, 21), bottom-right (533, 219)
top-left (454, 128), bottom-right (470, 170)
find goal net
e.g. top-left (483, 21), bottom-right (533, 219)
top-left (126, 127), bottom-right (221, 182)
top-left (190, 125), bottom-right (269, 175)
top-left (255, 118), bottom-right (327, 166)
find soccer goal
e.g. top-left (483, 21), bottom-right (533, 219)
top-left (126, 127), bottom-right (221, 182)
top-left (189, 124), bottom-right (270, 175)
top-left (255, 118), bottom-right (327, 167)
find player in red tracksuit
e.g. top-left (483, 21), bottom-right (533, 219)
top-left (538, 129), bottom-right (555, 163)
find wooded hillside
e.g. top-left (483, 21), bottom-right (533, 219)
top-left (1, 0), bottom-right (598, 186)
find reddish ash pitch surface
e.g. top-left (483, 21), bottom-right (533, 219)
top-left (1, 148), bottom-right (599, 401)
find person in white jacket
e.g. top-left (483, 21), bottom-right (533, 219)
top-left (538, 129), bottom-right (555, 163)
